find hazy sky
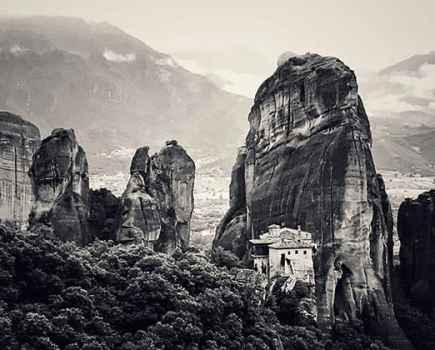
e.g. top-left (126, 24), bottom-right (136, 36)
top-left (2, 0), bottom-right (435, 96)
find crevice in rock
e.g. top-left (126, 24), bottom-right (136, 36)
top-left (333, 261), bottom-right (356, 322)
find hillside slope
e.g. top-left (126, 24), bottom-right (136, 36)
top-left (0, 16), bottom-right (250, 174)
top-left (361, 51), bottom-right (435, 174)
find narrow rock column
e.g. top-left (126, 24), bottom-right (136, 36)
top-left (117, 141), bottom-right (195, 253)
top-left (29, 128), bottom-right (90, 245)
top-left (117, 147), bottom-right (162, 248)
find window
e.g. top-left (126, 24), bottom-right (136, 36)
top-left (280, 254), bottom-right (285, 268)
top-left (303, 250), bottom-right (307, 255)
top-left (295, 250), bottom-right (298, 254)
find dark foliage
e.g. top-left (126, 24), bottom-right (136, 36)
top-left (267, 277), bottom-right (316, 327)
top-left (0, 226), bottom-right (391, 349)
top-left (88, 189), bottom-right (120, 241)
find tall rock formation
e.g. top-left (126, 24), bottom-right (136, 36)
top-left (0, 112), bottom-right (40, 225)
top-left (29, 128), bottom-right (91, 245)
top-left (117, 146), bottom-right (162, 247)
top-left (117, 140), bottom-right (195, 252)
top-left (214, 53), bottom-right (412, 349)
top-left (213, 146), bottom-right (248, 259)
top-left (398, 190), bottom-right (435, 313)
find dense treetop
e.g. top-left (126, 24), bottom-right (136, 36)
top-left (0, 225), bottom-right (391, 350)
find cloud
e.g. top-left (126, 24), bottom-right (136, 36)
top-left (10, 44), bottom-right (29, 55)
top-left (363, 63), bottom-right (435, 116)
top-left (103, 49), bottom-right (136, 63)
top-left (99, 146), bottom-right (135, 159)
top-left (175, 57), bottom-right (264, 97)
top-left (389, 64), bottom-right (435, 100)
top-left (155, 56), bottom-right (178, 68)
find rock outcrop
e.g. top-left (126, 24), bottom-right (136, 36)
top-left (29, 129), bottom-right (91, 245)
top-left (89, 188), bottom-right (121, 241)
top-left (117, 146), bottom-right (162, 247)
top-left (214, 53), bottom-right (412, 349)
top-left (213, 146), bottom-right (248, 259)
top-left (117, 141), bottom-right (195, 252)
top-left (0, 112), bottom-right (40, 225)
top-left (398, 190), bottom-right (435, 312)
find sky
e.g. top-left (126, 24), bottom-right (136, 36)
top-left (1, 0), bottom-right (435, 96)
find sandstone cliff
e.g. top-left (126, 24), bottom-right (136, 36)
top-left (118, 141), bottom-right (195, 252)
top-left (0, 112), bottom-right (40, 225)
top-left (398, 190), bottom-right (435, 313)
top-left (29, 128), bottom-right (90, 245)
top-left (117, 146), bottom-right (162, 247)
top-left (213, 146), bottom-right (248, 259)
top-left (214, 53), bottom-right (412, 349)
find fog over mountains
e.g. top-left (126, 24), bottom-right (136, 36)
top-left (0, 16), bottom-right (250, 174)
top-left (360, 51), bottom-right (435, 174)
top-left (1, 16), bottom-right (435, 175)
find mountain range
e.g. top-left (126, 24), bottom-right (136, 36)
top-left (0, 16), bottom-right (250, 174)
top-left (360, 51), bottom-right (435, 175)
top-left (1, 16), bottom-right (435, 175)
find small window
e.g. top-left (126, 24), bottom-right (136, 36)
top-left (303, 250), bottom-right (307, 255)
top-left (295, 250), bottom-right (298, 254)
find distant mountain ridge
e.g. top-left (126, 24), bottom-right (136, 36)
top-left (2, 17), bottom-right (435, 176)
top-left (0, 16), bottom-right (250, 174)
top-left (359, 50), bottom-right (435, 175)
top-left (379, 51), bottom-right (435, 76)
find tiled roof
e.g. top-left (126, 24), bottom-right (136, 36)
top-left (249, 238), bottom-right (277, 245)
top-left (250, 225), bottom-right (313, 248)
top-left (268, 239), bottom-right (313, 249)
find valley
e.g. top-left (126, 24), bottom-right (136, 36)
top-left (90, 165), bottom-right (435, 255)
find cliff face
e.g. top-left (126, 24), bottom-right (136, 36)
top-left (118, 141), bottom-right (195, 252)
top-left (29, 128), bottom-right (90, 245)
top-left (117, 146), bottom-right (162, 247)
top-left (215, 54), bottom-right (412, 349)
top-left (0, 112), bottom-right (40, 225)
top-left (213, 147), bottom-right (248, 259)
top-left (398, 190), bottom-right (435, 312)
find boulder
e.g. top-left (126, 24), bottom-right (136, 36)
top-left (215, 53), bottom-right (412, 349)
top-left (0, 112), bottom-right (40, 225)
top-left (117, 141), bottom-right (195, 252)
top-left (29, 128), bottom-right (90, 245)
